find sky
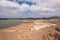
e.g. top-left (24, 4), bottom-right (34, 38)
top-left (0, 0), bottom-right (60, 18)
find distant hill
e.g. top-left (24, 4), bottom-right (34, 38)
top-left (0, 16), bottom-right (60, 20)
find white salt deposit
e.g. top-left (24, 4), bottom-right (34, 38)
top-left (31, 22), bottom-right (57, 31)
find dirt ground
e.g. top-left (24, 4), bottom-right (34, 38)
top-left (0, 18), bottom-right (60, 40)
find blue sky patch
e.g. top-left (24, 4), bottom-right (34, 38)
top-left (8, 0), bottom-right (36, 6)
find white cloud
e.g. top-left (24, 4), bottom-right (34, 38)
top-left (0, 0), bottom-right (60, 18)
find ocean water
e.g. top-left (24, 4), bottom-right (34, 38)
top-left (0, 20), bottom-right (21, 29)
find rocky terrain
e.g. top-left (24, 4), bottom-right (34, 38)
top-left (0, 18), bottom-right (60, 40)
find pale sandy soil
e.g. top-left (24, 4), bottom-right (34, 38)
top-left (0, 18), bottom-right (60, 40)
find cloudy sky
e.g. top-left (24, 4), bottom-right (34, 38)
top-left (0, 0), bottom-right (60, 18)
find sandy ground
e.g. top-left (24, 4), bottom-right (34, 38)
top-left (0, 18), bottom-right (60, 40)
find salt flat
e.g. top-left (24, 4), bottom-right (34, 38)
top-left (0, 18), bottom-right (60, 40)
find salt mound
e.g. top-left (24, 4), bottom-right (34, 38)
top-left (31, 22), bottom-right (57, 31)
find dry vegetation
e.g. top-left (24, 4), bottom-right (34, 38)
top-left (0, 18), bottom-right (60, 40)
